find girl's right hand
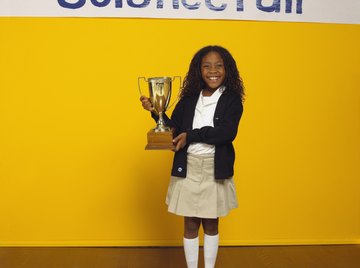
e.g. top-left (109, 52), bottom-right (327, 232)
top-left (140, 95), bottom-right (154, 112)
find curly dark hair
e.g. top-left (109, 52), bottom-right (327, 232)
top-left (181, 45), bottom-right (245, 101)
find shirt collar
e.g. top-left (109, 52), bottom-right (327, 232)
top-left (200, 86), bottom-right (225, 106)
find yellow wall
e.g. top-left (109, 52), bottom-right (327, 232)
top-left (0, 18), bottom-right (359, 246)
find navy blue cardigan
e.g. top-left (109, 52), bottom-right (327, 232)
top-left (152, 89), bottom-right (243, 180)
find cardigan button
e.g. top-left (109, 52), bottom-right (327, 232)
top-left (177, 167), bottom-right (183, 172)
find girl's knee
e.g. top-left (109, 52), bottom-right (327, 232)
top-left (202, 218), bottom-right (219, 235)
top-left (184, 217), bottom-right (201, 238)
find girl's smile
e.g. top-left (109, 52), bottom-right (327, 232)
top-left (201, 51), bottom-right (225, 93)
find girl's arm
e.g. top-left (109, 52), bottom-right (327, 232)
top-left (186, 95), bottom-right (243, 145)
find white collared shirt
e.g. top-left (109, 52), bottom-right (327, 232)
top-left (187, 86), bottom-right (225, 155)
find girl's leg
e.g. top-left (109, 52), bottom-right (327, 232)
top-left (184, 217), bottom-right (202, 238)
top-left (202, 218), bottom-right (219, 268)
top-left (202, 218), bottom-right (219, 236)
top-left (183, 217), bottom-right (201, 268)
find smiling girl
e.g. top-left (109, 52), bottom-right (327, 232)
top-left (140, 45), bottom-right (244, 268)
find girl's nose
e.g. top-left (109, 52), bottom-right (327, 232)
top-left (209, 66), bottom-right (217, 72)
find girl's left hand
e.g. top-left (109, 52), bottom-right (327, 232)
top-left (173, 132), bottom-right (187, 152)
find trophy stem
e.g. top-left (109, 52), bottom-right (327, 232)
top-left (155, 112), bottom-right (170, 132)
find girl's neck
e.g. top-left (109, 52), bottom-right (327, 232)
top-left (202, 88), bottom-right (217, 97)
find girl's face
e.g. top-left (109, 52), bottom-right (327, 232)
top-left (200, 51), bottom-right (226, 91)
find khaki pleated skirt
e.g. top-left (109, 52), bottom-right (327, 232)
top-left (166, 153), bottom-right (238, 219)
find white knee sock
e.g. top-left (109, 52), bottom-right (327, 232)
top-left (183, 236), bottom-right (199, 268)
top-left (204, 234), bottom-right (219, 268)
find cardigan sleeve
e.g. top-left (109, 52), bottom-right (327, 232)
top-left (186, 93), bottom-right (243, 145)
top-left (169, 97), bottom-right (186, 137)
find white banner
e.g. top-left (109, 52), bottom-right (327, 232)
top-left (0, 0), bottom-right (360, 24)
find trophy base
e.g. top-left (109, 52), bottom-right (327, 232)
top-left (145, 129), bottom-right (175, 150)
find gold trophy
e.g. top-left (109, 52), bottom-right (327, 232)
top-left (138, 76), bottom-right (180, 150)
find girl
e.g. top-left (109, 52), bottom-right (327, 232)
top-left (140, 45), bottom-right (244, 268)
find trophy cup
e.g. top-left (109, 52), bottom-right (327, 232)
top-left (138, 76), bottom-right (180, 150)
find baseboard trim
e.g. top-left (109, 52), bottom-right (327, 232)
top-left (1, 239), bottom-right (359, 247)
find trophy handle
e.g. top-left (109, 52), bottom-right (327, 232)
top-left (167, 76), bottom-right (182, 110)
top-left (138, 76), bottom-right (148, 96)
